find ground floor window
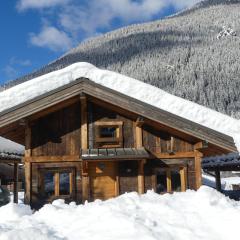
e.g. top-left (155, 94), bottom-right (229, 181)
top-left (155, 167), bottom-right (187, 194)
top-left (39, 168), bottom-right (75, 201)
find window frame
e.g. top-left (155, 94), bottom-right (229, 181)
top-left (38, 167), bottom-right (75, 201)
top-left (94, 121), bottom-right (123, 148)
top-left (153, 166), bottom-right (187, 193)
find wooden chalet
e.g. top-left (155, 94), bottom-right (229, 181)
top-left (0, 77), bottom-right (237, 208)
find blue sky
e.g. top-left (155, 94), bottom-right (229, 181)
top-left (0, 0), bottom-right (200, 85)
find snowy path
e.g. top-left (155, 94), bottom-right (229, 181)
top-left (0, 186), bottom-right (240, 240)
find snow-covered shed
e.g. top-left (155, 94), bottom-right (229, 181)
top-left (0, 137), bottom-right (24, 203)
top-left (202, 152), bottom-right (240, 191)
top-left (0, 62), bottom-right (239, 208)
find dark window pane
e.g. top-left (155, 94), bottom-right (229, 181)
top-left (100, 127), bottom-right (117, 138)
top-left (156, 171), bottom-right (167, 193)
top-left (171, 170), bottom-right (181, 192)
top-left (59, 172), bottom-right (70, 195)
top-left (44, 172), bottom-right (55, 197)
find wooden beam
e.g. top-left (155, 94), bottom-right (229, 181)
top-left (151, 151), bottom-right (195, 159)
top-left (138, 160), bottom-right (145, 194)
top-left (135, 123), bottom-right (143, 148)
top-left (194, 141), bottom-right (208, 150)
top-left (194, 150), bottom-right (203, 190)
top-left (136, 116), bottom-right (144, 127)
top-left (24, 120), bottom-right (31, 205)
top-left (24, 155), bottom-right (80, 163)
top-left (13, 163), bottom-right (19, 204)
top-left (180, 167), bottom-right (187, 192)
top-left (215, 170), bottom-right (221, 191)
top-left (151, 174), bottom-right (157, 192)
top-left (115, 163), bottom-right (120, 197)
top-left (80, 94), bottom-right (89, 202)
top-left (55, 173), bottom-right (60, 196)
top-left (166, 169), bottom-right (171, 192)
top-left (80, 94), bottom-right (88, 150)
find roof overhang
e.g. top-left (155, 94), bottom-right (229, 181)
top-left (0, 78), bottom-right (237, 152)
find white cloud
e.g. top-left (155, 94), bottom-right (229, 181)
top-left (17, 0), bottom-right (201, 52)
top-left (17, 0), bottom-right (70, 11)
top-left (170, 0), bottom-right (201, 10)
top-left (30, 26), bottom-right (73, 52)
top-left (59, 0), bottom-right (201, 36)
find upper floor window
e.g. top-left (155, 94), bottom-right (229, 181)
top-left (95, 121), bottom-right (123, 148)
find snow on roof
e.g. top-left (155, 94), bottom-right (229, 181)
top-left (0, 62), bottom-right (239, 151)
top-left (202, 152), bottom-right (240, 169)
top-left (0, 137), bottom-right (24, 156)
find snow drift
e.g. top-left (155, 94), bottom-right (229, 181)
top-left (0, 62), bottom-right (239, 151)
top-left (0, 186), bottom-right (240, 240)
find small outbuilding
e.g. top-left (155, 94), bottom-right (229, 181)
top-left (202, 153), bottom-right (240, 191)
top-left (0, 137), bottom-right (24, 203)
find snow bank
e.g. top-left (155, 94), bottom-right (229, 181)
top-left (0, 137), bottom-right (24, 155)
top-left (0, 62), bottom-right (239, 150)
top-left (0, 187), bottom-right (240, 240)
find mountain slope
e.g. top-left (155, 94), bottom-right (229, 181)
top-left (4, 0), bottom-right (240, 118)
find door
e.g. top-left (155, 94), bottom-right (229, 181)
top-left (89, 161), bottom-right (117, 201)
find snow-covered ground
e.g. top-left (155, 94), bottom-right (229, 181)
top-left (0, 62), bottom-right (239, 151)
top-left (0, 187), bottom-right (240, 240)
top-left (10, 192), bottom-right (24, 204)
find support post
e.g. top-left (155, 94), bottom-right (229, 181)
top-left (194, 150), bottom-right (203, 190)
top-left (80, 94), bottom-right (89, 202)
top-left (13, 163), bottom-right (19, 204)
top-left (135, 118), bottom-right (145, 194)
top-left (138, 160), bottom-right (145, 194)
top-left (135, 117), bottom-right (144, 148)
top-left (215, 170), bottom-right (221, 191)
top-left (24, 120), bottom-right (31, 205)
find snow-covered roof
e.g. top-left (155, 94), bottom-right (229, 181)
top-left (0, 62), bottom-right (239, 151)
top-left (0, 137), bottom-right (24, 159)
top-left (202, 152), bottom-right (240, 169)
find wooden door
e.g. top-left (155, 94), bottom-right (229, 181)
top-left (89, 161), bottom-right (117, 200)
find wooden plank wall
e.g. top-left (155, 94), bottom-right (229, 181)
top-left (143, 125), bottom-right (194, 153)
top-left (31, 102), bottom-right (81, 156)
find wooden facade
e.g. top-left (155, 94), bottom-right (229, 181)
top-left (0, 78), bottom-right (236, 208)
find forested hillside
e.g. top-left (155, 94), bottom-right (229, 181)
top-left (4, 0), bottom-right (240, 118)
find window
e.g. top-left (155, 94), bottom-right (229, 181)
top-left (95, 121), bottom-right (123, 148)
top-left (44, 172), bottom-right (55, 197)
top-left (39, 168), bottom-right (75, 200)
top-left (156, 170), bottom-right (167, 194)
top-left (59, 172), bottom-right (70, 195)
top-left (99, 127), bottom-right (117, 138)
top-left (171, 170), bottom-right (181, 192)
top-left (155, 167), bottom-right (186, 193)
